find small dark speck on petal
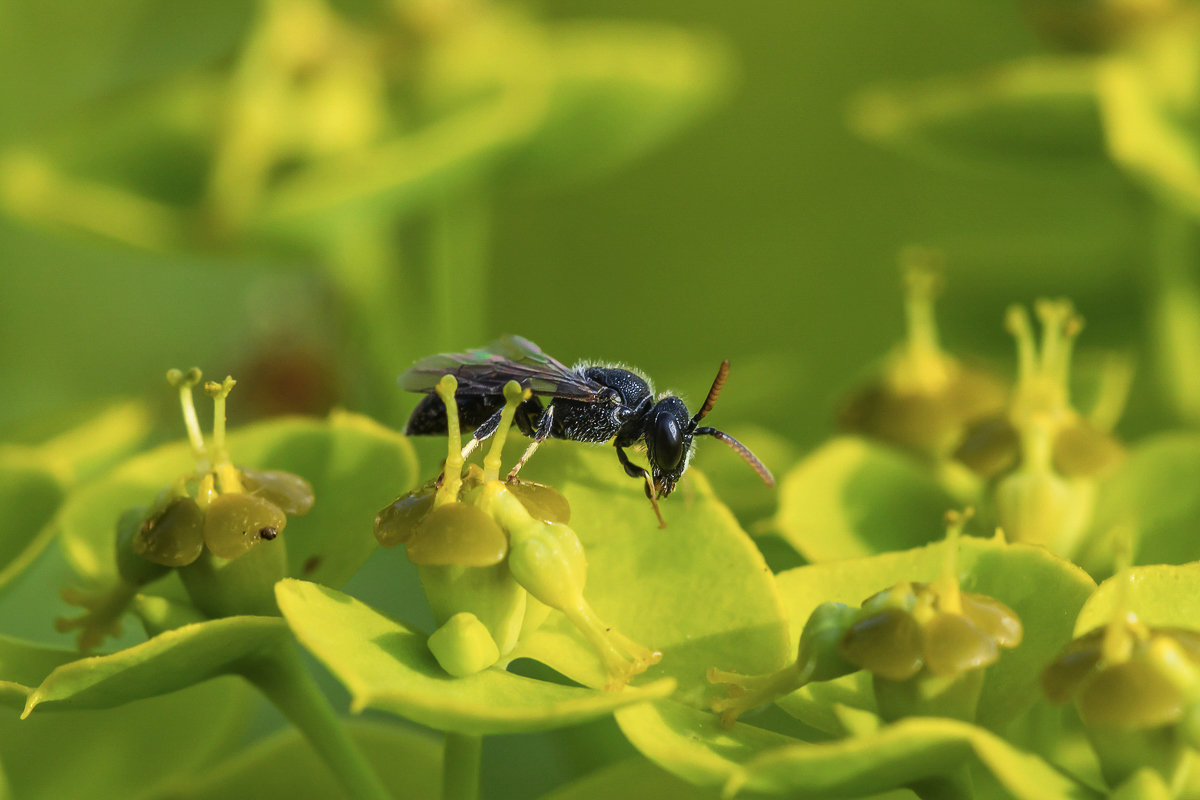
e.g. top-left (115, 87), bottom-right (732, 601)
top-left (259, 526), bottom-right (278, 540)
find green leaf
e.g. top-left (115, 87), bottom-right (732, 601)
top-left (22, 615), bottom-right (288, 714)
top-left (0, 677), bottom-right (253, 800)
top-left (0, 446), bottom-right (66, 594)
top-left (276, 578), bottom-right (675, 735)
top-left (1075, 562), bottom-right (1200, 634)
top-left (506, 22), bottom-right (731, 186)
top-left (773, 437), bottom-right (958, 562)
top-left (850, 57), bottom-right (1109, 176)
top-left (58, 410), bottom-right (417, 588)
top-left (773, 536), bottom-right (1095, 731)
top-left (731, 716), bottom-right (1098, 799)
top-left (1083, 433), bottom-right (1200, 571)
top-left (0, 634), bottom-right (80, 708)
top-left (31, 398), bottom-right (152, 482)
top-left (503, 440), bottom-right (791, 699)
top-left (612, 699), bottom-right (803, 790)
top-left (145, 719), bottom-right (441, 800)
top-left (694, 423), bottom-right (798, 530)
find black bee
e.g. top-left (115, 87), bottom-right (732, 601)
top-left (400, 335), bottom-right (774, 527)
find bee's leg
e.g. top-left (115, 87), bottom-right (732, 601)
top-left (615, 446), bottom-right (666, 529)
top-left (507, 405), bottom-right (555, 481)
top-left (461, 406), bottom-right (506, 461)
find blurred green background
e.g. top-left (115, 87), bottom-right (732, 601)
top-left (0, 1), bottom-right (1185, 796)
top-left (0, 0), bottom-right (1158, 452)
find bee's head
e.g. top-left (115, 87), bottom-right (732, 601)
top-left (645, 396), bottom-right (694, 497)
top-left (647, 360), bottom-right (776, 499)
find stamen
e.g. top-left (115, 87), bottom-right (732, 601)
top-left (204, 376), bottom-right (237, 467)
top-left (435, 375), bottom-right (464, 507)
top-left (899, 247), bottom-right (949, 391)
top-left (168, 368), bottom-right (208, 471)
top-left (482, 382), bottom-right (530, 482)
top-left (935, 508), bottom-right (973, 614)
top-left (1005, 306), bottom-right (1036, 387)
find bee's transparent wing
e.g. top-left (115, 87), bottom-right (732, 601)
top-left (398, 335), bottom-right (603, 400)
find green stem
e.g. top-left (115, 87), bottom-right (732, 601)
top-left (442, 732), bottom-right (482, 800)
top-left (241, 643), bottom-right (392, 800)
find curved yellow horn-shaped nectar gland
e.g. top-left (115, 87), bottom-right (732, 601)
top-left (435, 375), bottom-right (464, 508)
top-left (483, 381), bottom-right (529, 483)
top-left (708, 601), bottom-right (859, 728)
top-left (374, 481), bottom-right (437, 548)
top-left (427, 612), bottom-right (502, 677)
top-left (202, 492), bottom-right (287, 560)
top-left (167, 367), bottom-right (208, 470)
top-left (405, 503), bottom-right (508, 567)
top-left (133, 497), bottom-right (207, 567)
top-left (240, 468), bottom-right (315, 516)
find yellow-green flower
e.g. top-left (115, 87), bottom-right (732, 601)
top-left (375, 375), bottom-right (659, 688)
top-left (839, 248), bottom-right (1006, 459)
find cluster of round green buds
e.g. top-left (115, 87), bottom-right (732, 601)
top-left (1042, 576), bottom-right (1200, 788)
top-left (375, 376), bottom-right (660, 688)
top-left (954, 300), bottom-right (1126, 558)
top-left (58, 368), bottom-right (314, 648)
top-left (709, 510), bottom-right (1022, 726)
top-left (839, 248), bottom-right (1006, 459)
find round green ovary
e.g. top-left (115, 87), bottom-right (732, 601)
top-left (203, 493), bottom-right (287, 560)
top-left (427, 612), bottom-right (502, 677)
top-left (405, 503), bottom-right (508, 566)
top-left (240, 468), bottom-right (315, 515)
top-left (374, 486), bottom-right (436, 548)
top-left (506, 481), bottom-right (571, 524)
top-left (134, 497), bottom-right (206, 567)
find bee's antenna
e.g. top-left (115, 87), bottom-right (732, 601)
top-left (694, 427), bottom-right (775, 488)
top-left (692, 359), bottom-right (730, 427)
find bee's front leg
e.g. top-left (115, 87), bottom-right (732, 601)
top-left (615, 445), bottom-right (666, 529)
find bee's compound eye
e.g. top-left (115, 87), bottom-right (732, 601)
top-left (654, 412), bottom-right (683, 471)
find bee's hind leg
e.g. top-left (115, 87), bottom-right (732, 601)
top-left (462, 406), bottom-right (506, 461)
top-left (507, 405), bottom-right (555, 481)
